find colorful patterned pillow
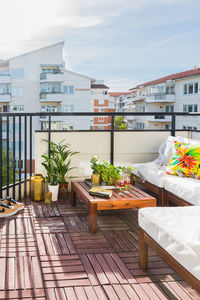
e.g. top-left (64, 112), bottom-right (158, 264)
top-left (165, 142), bottom-right (200, 179)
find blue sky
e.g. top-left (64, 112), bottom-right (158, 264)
top-left (0, 0), bottom-right (200, 90)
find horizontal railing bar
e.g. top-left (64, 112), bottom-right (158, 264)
top-left (0, 112), bottom-right (193, 117)
top-left (35, 129), bottom-right (191, 133)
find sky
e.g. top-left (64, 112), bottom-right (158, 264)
top-left (0, 0), bottom-right (200, 91)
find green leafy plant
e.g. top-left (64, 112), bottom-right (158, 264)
top-left (41, 140), bottom-right (79, 185)
top-left (41, 154), bottom-right (58, 185)
top-left (90, 155), bottom-right (101, 174)
top-left (114, 116), bottom-right (127, 130)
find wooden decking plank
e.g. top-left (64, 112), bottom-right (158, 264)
top-left (0, 257), bottom-right (6, 290)
top-left (74, 286), bottom-right (88, 300)
top-left (95, 254), bottom-right (119, 284)
top-left (15, 256), bottom-right (24, 289)
top-left (63, 233), bottom-right (77, 254)
top-left (84, 286), bottom-right (99, 300)
top-left (87, 254), bottom-right (109, 285)
top-left (93, 285), bottom-right (109, 300)
top-left (110, 253), bottom-right (137, 284)
top-left (56, 233), bottom-right (70, 254)
top-left (0, 289), bottom-right (45, 299)
top-left (131, 284), bottom-right (150, 300)
top-left (6, 257), bottom-right (15, 290)
top-left (32, 256), bottom-right (44, 288)
top-left (44, 278), bottom-right (91, 288)
top-left (103, 285), bottom-right (120, 300)
top-left (80, 254), bottom-right (100, 285)
top-left (64, 287), bottom-right (78, 300)
top-left (121, 284), bottom-right (140, 300)
top-left (55, 287), bottom-right (68, 299)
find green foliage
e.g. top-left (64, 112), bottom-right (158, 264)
top-left (99, 161), bottom-right (122, 185)
top-left (90, 155), bottom-right (101, 174)
top-left (41, 140), bottom-right (79, 185)
top-left (119, 123), bottom-right (127, 130)
top-left (2, 147), bottom-right (18, 186)
top-left (114, 116), bottom-right (127, 130)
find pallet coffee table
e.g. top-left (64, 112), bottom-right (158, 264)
top-left (71, 180), bottom-right (156, 234)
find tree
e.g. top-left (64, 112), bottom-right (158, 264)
top-left (2, 147), bottom-right (18, 186)
top-left (114, 116), bottom-right (127, 130)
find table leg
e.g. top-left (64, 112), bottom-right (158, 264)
top-left (71, 189), bottom-right (76, 206)
top-left (139, 228), bottom-right (148, 270)
top-left (89, 203), bottom-right (97, 234)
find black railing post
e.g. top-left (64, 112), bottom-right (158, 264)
top-left (18, 115), bottom-right (21, 201)
top-left (110, 114), bottom-right (114, 165)
top-left (171, 115), bottom-right (176, 136)
top-left (0, 116), bottom-right (2, 199)
top-left (6, 116), bottom-right (9, 196)
top-left (12, 116), bottom-right (16, 199)
top-left (24, 116), bottom-right (27, 199)
top-left (48, 115), bottom-right (51, 158)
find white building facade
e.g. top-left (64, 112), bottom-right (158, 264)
top-left (128, 68), bottom-right (200, 130)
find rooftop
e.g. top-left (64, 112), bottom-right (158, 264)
top-left (109, 92), bottom-right (132, 97)
top-left (130, 67), bottom-right (200, 90)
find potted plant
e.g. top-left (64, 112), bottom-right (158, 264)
top-left (90, 155), bottom-right (101, 185)
top-left (41, 154), bottom-right (59, 201)
top-left (99, 161), bottom-right (122, 186)
top-left (42, 140), bottom-right (79, 198)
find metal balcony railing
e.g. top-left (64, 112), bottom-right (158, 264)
top-left (0, 111), bottom-right (199, 201)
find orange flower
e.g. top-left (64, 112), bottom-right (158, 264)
top-left (178, 154), bottom-right (196, 170)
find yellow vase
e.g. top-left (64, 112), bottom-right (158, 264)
top-left (91, 174), bottom-right (101, 186)
top-left (31, 174), bottom-right (45, 201)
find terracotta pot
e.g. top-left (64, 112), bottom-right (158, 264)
top-left (59, 182), bottom-right (69, 198)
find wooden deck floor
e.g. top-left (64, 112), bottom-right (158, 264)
top-left (0, 194), bottom-right (199, 300)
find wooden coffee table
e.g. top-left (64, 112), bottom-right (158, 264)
top-left (71, 180), bottom-right (156, 234)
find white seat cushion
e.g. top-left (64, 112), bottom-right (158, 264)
top-left (164, 175), bottom-right (200, 205)
top-left (132, 161), bottom-right (167, 188)
top-left (139, 206), bottom-right (200, 280)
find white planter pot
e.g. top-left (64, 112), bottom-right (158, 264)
top-left (48, 184), bottom-right (59, 201)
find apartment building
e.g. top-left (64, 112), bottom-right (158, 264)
top-left (0, 42), bottom-right (94, 170)
top-left (129, 68), bottom-right (200, 130)
top-left (91, 81), bottom-right (115, 130)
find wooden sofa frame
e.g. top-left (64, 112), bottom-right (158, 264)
top-left (139, 228), bottom-right (200, 294)
top-left (133, 175), bottom-right (192, 207)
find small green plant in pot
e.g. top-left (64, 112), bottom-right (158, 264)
top-left (42, 139), bottom-right (79, 200)
top-left (99, 161), bottom-right (122, 186)
top-left (41, 153), bottom-right (59, 201)
top-left (90, 155), bottom-right (101, 185)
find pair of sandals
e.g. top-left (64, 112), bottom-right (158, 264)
top-left (0, 197), bottom-right (25, 217)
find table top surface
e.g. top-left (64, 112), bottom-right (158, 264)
top-left (71, 180), bottom-right (156, 204)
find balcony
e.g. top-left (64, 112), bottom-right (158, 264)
top-left (0, 73), bottom-right (11, 83)
top-left (40, 92), bottom-right (63, 102)
top-left (146, 93), bottom-right (175, 103)
top-left (147, 115), bottom-right (172, 122)
top-left (0, 93), bottom-right (10, 102)
top-left (0, 111), bottom-right (199, 299)
top-left (40, 71), bottom-right (64, 82)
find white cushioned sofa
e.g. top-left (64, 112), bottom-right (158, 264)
top-left (132, 136), bottom-right (200, 206)
top-left (138, 206), bottom-right (200, 293)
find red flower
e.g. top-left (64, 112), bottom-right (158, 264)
top-left (178, 155), bottom-right (196, 170)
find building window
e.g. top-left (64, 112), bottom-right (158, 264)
top-left (183, 82), bottom-right (198, 95)
top-left (183, 104), bottom-right (198, 112)
top-left (91, 91), bottom-right (94, 95)
top-left (11, 87), bottom-right (24, 97)
top-left (98, 117), bottom-right (104, 122)
top-left (136, 122), bottom-right (144, 130)
top-left (40, 82), bottom-right (61, 93)
top-left (11, 68), bottom-right (24, 79)
top-left (100, 108), bottom-right (104, 112)
top-left (0, 83), bottom-right (10, 94)
top-left (98, 100), bottom-right (105, 105)
top-left (165, 105), bottom-right (174, 113)
top-left (11, 105), bottom-right (24, 112)
top-left (41, 105), bottom-right (57, 112)
top-left (62, 105), bottom-right (74, 112)
top-left (98, 126), bottom-right (104, 130)
top-left (63, 86), bottom-right (68, 94)
top-left (135, 106), bottom-right (145, 112)
top-left (183, 126), bottom-right (197, 130)
top-left (165, 124), bottom-right (171, 130)
top-left (62, 124), bottom-right (73, 130)
top-left (69, 86), bottom-right (74, 94)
